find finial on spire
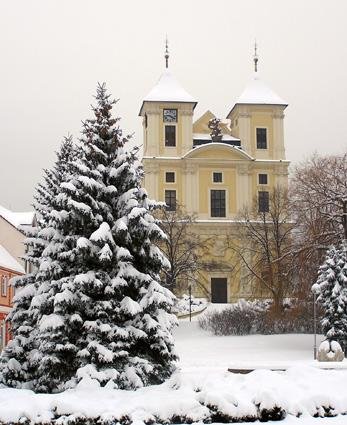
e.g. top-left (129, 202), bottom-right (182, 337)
top-left (165, 36), bottom-right (169, 69)
top-left (254, 40), bottom-right (258, 73)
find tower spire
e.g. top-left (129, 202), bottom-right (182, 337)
top-left (253, 40), bottom-right (258, 73)
top-left (165, 36), bottom-right (169, 69)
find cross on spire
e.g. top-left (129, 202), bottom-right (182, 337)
top-left (254, 40), bottom-right (258, 73)
top-left (165, 37), bottom-right (169, 69)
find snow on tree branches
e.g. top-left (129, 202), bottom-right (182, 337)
top-left (0, 83), bottom-right (177, 393)
top-left (312, 244), bottom-right (347, 351)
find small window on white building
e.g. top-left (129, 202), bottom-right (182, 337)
top-left (259, 174), bottom-right (268, 185)
top-left (213, 172), bottom-right (223, 183)
top-left (256, 128), bottom-right (267, 149)
top-left (165, 172), bottom-right (175, 183)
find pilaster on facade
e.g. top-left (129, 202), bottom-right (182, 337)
top-left (236, 163), bottom-right (252, 211)
top-left (182, 162), bottom-right (198, 213)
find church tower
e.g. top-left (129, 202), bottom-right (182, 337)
top-left (139, 41), bottom-right (197, 158)
top-left (227, 44), bottom-right (288, 162)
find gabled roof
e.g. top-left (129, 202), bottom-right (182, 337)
top-left (0, 243), bottom-right (25, 274)
top-left (228, 73), bottom-right (287, 116)
top-left (139, 69), bottom-right (197, 115)
top-left (0, 205), bottom-right (34, 229)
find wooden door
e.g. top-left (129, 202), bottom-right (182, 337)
top-left (211, 278), bottom-right (228, 303)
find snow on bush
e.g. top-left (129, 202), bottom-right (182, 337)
top-left (0, 366), bottom-right (347, 424)
top-left (317, 340), bottom-right (344, 362)
top-left (172, 295), bottom-right (207, 316)
top-left (199, 299), bottom-right (322, 336)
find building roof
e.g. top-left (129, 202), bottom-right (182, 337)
top-left (228, 73), bottom-right (287, 116)
top-left (0, 205), bottom-right (34, 229)
top-left (139, 69), bottom-right (197, 115)
top-left (193, 133), bottom-right (240, 142)
top-left (0, 243), bottom-right (25, 274)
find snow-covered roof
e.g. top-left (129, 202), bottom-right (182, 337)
top-left (0, 243), bottom-right (24, 274)
top-left (139, 69), bottom-right (197, 115)
top-left (228, 73), bottom-right (287, 115)
top-left (0, 205), bottom-right (34, 229)
top-left (193, 133), bottom-right (240, 142)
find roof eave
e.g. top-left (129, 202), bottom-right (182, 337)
top-left (226, 102), bottom-right (288, 119)
top-left (139, 100), bottom-right (198, 117)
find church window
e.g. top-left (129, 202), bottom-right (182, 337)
top-left (259, 174), bottom-right (268, 185)
top-left (258, 191), bottom-right (269, 213)
top-left (165, 172), bottom-right (175, 183)
top-left (1, 276), bottom-right (7, 297)
top-left (165, 125), bottom-right (176, 147)
top-left (256, 128), bottom-right (267, 149)
top-left (213, 172), bottom-right (223, 183)
top-left (211, 190), bottom-right (226, 217)
top-left (165, 190), bottom-right (176, 211)
top-left (163, 109), bottom-right (177, 123)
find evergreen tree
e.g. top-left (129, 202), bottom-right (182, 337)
top-left (0, 136), bottom-right (77, 388)
top-left (312, 243), bottom-right (347, 350)
top-left (1, 83), bottom-right (177, 393)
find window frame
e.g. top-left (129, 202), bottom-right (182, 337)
top-left (258, 191), bottom-right (270, 213)
top-left (1, 276), bottom-right (7, 297)
top-left (165, 189), bottom-right (177, 211)
top-left (256, 127), bottom-right (268, 150)
top-left (212, 171), bottom-right (223, 184)
top-left (164, 124), bottom-right (176, 147)
top-left (210, 189), bottom-right (226, 218)
top-left (258, 173), bottom-right (268, 185)
top-left (165, 171), bottom-right (176, 183)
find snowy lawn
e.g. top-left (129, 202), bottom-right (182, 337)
top-left (1, 322), bottom-right (347, 424)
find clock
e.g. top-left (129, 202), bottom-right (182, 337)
top-left (163, 109), bottom-right (177, 123)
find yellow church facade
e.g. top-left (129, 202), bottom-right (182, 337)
top-left (139, 54), bottom-right (289, 303)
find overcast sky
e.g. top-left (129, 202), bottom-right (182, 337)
top-left (1, 0), bottom-right (346, 211)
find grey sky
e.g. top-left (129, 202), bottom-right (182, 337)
top-left (1, 0), bottom-right (346, 211)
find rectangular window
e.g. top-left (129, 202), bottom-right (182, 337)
top-left (1, 276), bottom-right (7, 297)
top-left (211, 190), bottom-right (226, 217)
top-left (213, 172), bottom-right (223, 183)
top-left (258, 191), bottom-right (269, 213)
top-left (259, 174), bottom-right (268, 185)
top-left (165, 172), bottom-right (175, 183)
top-left (165, 125), bottom-right (176, 147)
top-left (165, 190), bottom-right (176, 211)
top-left (256, 128), bottom-right (267, 149)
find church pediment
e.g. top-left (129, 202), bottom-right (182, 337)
top-left (183, 143), bottom-right (253, 161)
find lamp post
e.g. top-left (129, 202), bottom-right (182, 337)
top-left (313, 291), bottom-right (317, 360)
top-left (189, 284), bottom-right (192, 322)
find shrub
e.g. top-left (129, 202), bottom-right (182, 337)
top-left (198, 300), bottom-right (322, 336)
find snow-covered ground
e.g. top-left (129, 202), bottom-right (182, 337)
top-left (175, 321), bottom-right (327, 369)
top-left (1, 321), bottom-right (347, 424)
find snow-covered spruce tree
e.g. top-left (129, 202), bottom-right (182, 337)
top-left (29, 83), bottom-right (177, 392)
top-left (312, 244), bottom-right (347, 350)
top-left (0, 135), bottom-right (77, 388)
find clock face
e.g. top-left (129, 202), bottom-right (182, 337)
top-left (163, 109), bottom-right (177, 123)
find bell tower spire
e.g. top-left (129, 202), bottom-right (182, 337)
top-left (253, 40), bottom-right (258, 73)
top-left (165, 36), bottom-right (169, 69)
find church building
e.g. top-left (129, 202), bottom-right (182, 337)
top-left (140, 45), bottom-right (289, 303)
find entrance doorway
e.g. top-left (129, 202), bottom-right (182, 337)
top-left (211, 278), bottom-right (228, 303)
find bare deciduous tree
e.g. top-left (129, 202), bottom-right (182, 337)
top-left (156, 204), bottom-right (211, 297)
top-left (290, 152), bottom-right (347, 296)
top-left (228, 186), bottom-right (296, 315)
